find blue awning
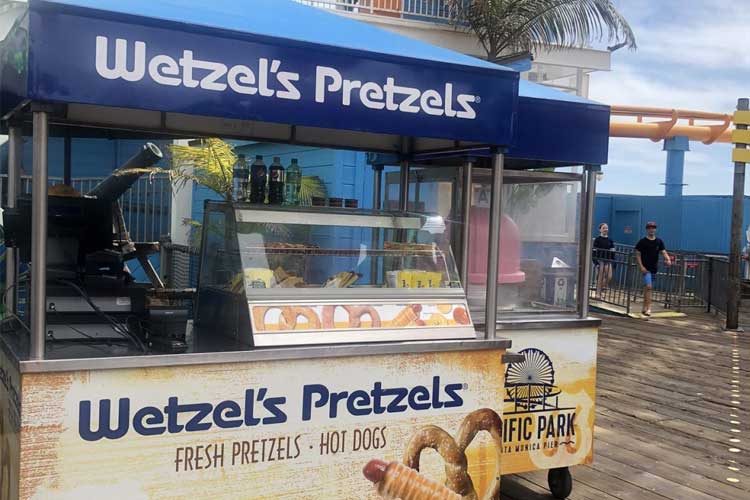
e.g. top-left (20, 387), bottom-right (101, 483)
top-left (510, 80), bottom-right (610, 166)
top-left (412, 80), bottom-right (610, 167)
top-left (0, 0), bottom-right (519, 152)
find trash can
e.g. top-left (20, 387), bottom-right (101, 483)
top-left (543, 264), bottom-right (576, 308)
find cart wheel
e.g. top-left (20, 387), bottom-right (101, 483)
top-left (548, 467), bottom-right (572, 499)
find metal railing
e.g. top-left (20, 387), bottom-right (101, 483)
top-left (294, 0), bottom-right (457, 22)
top-left (590, 244), bottom-right (711, 315)
top-left (160, 241), bottom-right (200, 289)
top-left (0, 174), bottom-right (172, 243)
top-left (705, 256), bottom-right (730, 314)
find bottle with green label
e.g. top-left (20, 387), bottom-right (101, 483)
top-left (284, 158), bottom-right (302, 206)
top-left (232, 154), bottom-right (249, 202)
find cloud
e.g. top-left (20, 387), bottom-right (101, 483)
top-left (590, 63), bottom-right (744, 112)
top-left (589, 0), bottom-right (749, 195)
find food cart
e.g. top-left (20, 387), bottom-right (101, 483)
top-left (0, 1), bottom-right (608, 499)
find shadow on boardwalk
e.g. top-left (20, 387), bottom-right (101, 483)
top-left (501, 311), bottom-right (749, 499)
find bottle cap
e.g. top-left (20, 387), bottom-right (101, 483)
top-left (291, 158), bottom-right (298, 163)
top-left (273, 156), bottom-right (281, 163)
top-left (256, 155), bottom-right (263, 160)
top-left (238, 154), bottom-right (245, 159)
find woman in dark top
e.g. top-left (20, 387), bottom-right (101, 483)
top-left (593, 223), bottom-right (615, 299)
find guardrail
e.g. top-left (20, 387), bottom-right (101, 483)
top-left (294, 0), bottom-right (456, 22)
top-left (0, 174), bottom-right (172, 243)
top-left (705, 256), bottom-right (730, 314)
top-left (590, 244), bottom-right (712, 315)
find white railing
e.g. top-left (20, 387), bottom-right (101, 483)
top-left (0, 174), bottom-right (172, 243)
top-left (294, 0), bottom-right (455, 22)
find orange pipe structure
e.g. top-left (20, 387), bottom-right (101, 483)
top-left (609, 105), bottom-right (734, 144)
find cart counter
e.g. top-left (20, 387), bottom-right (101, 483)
top-left (0, 316), bottom-right (600, 500)
top-left (1, 335), bottom-right (521, 500)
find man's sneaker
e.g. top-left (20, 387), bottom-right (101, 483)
top-left (642, 309), bottom-right (652, 317)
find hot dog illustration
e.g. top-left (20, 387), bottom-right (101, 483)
top-left (363, 459), bottom-right (461, 500)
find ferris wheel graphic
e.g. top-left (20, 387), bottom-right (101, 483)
top-left (504, 348), bottom-right (563, 413)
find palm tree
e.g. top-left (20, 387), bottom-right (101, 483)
top-left (447, 0), bottom-right (636, 62)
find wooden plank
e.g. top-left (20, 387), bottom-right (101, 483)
top-left (594, 422), bottom-right (750, 489)
top-left (593, 438), bottom-right (748, 499)
top-left (595, 383), bottom-right (749, 433)
top-left (588, 454), bottom-right (727, 500)
top-left (511, 469), bottom-right (624, 500)
top-left (597, 410), bottom-right (750, 468)
top-left (571, 465), bottom-right (671, 500)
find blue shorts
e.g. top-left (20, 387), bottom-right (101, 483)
top-left (643, 272), bottom-right (656, 287)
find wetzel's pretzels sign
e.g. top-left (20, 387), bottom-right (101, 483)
top-left (11, 349), bottom-right (512, 499)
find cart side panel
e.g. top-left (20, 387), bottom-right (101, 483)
top-left (0, 347), bottom-right (21, 500)
top-left (499, 327), bottom-right (598, 475)
top-left (16, 349), bottom-right (508, 499)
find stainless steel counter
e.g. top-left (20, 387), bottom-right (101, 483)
top-left (0, 315), bottom-right (601, 374)
top-left (0, 328), bottom-right (514, 374)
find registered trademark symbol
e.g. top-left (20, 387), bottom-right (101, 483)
top-left (475, 96), bottom-right (481, 104)
top-left (462, 383), bottom-right (469, 390)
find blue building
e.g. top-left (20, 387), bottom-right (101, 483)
top-left (594, 193), bottom-right (749, 254)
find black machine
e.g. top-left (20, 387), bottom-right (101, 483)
top-left (3, 142), bottom-right (189, 353)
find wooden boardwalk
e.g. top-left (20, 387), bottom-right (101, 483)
top-left (501, 311), bottom-right (750, 499)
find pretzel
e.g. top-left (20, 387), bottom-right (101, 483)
top-left (403, 425), bottom-right (476, 498)
top-left (403, 409), bottom-right (504, 500)
top-left (456, 409), bottom-right (503, 500)
top-left (252, 306), bottom-right (321, 332)
top-left (321, 305), bottom-right (382, 329)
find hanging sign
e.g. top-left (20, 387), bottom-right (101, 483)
top-left (26, 7), bottom-right (517, 145)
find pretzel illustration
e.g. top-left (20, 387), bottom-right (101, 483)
top-left (252, 306), bottom-right (321, 331)
top-left (321, 305), bottom-right (382, 329)
top-left (402, 408), bottom-right (503, 500)
top-left (403, 425), bottom-right (474, 497)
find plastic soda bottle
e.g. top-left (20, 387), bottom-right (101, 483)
top-left (284, 158), bottom-right (302, 205)
top-left (232, 154), bottom-right (249, 202)
top-left (268, 156), bottom-right (285, 205)
top-left (249, 155), bottom-right (267, 204)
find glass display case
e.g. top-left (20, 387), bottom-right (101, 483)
top-left (196, 201), bottom-right (475, 346)
top-left (385, 166), bottom-right (583, 319)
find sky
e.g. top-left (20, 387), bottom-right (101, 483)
top-left (588, 0), bottom-right (750, 196)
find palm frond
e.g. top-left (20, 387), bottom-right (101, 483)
top-left (168, 138), bottom-right (237, 201)
top-left (448, 0), bottom-right (636, 60)
top-left (298, 176), bottom-right (328, 205)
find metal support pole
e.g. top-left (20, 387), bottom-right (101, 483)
top-left (370, 165), bottom-right (383, 283)
top-left (399, 161), bottom-right (409, 212)
top-left (31, 110), bottom-right (49, 359)
top-left (484, 152), bottom-right (504, 339)
top-left (460, 160), bottom-right (473, 286)
top-left (63, 134), bottom-right (72, 186)
top-left (578, 165), bottom-right (599, 318)
top-left (663, 136), bottom-right (689, 197)
top-left (727, 98), bottom-right (749, 330)
top-left (5, 125), bottom-right (22, 314)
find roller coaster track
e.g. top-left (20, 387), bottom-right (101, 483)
top-left (610, 105), bottom-right (735, 144)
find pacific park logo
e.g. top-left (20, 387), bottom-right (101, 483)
top-left (502, 348), bottom-right (577, 450)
